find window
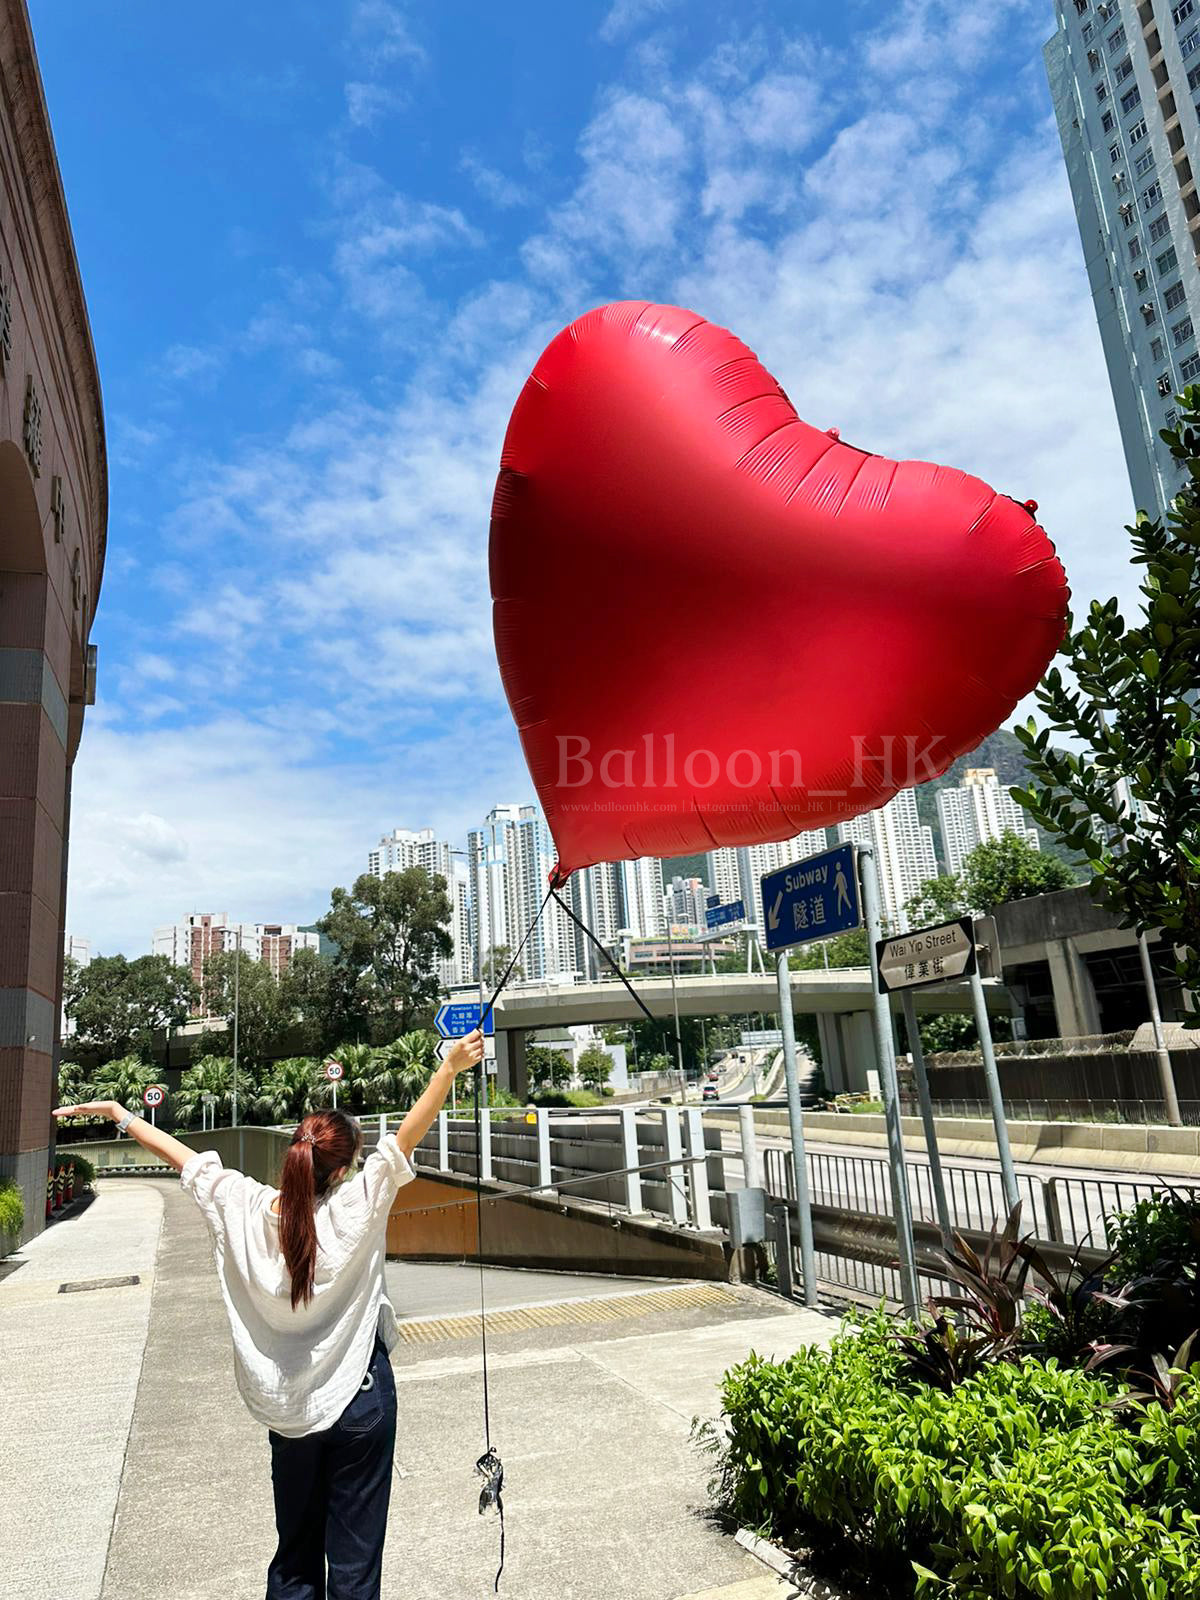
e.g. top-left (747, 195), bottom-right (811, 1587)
top-left (1110, 141), bottom-right (1123, 162)
top-left (1083, 20), bottom-right (1095, 40)
top-left (1152, 336), bottom-right (1166, 360)
top-left (1166, 279), bottom-right (1187, 308)
top-left (1174, 0), bottom-right (1195, 24)
top-left (1183, 27), bottom-right (1200, 55)
top-left (1181, 350), bottom-right (1200, 380)
top-left (1135, 149), bottom-right (1156, 176)
top-left (1122, 201), bottom-right (1138, 226)
top-left (1150, 213), bottom-right (1171, 241)
top-left (1167, 407), bottom-right (1179, 426)
top-left (1174, 316), bottom-right (1195, 346)
top-left (1074, 0), bottom-right (1088, 13)
top-left (1121, 85), bottom-right (1142, 114)
top-left (1114, 55), bottom-right (1135, 84)
top-left (1158, 245), bottom-right (1179, 275)
top-left (1143, 302), bottom-right (1159, 325)
top-left (1089, 47), bottom-right (1102, 70)
top-left (1159, 373), bottom-right (1174, 396)
top-left (1131, 236), bottom-right (1143, 261)
top-left (1115, 171), bottom-right (1129, 194)
top-left (1129, 116), bottom-right (1148, 142)
top-left (1189, 62), bottom-right (1200, 92)
top-left (1098, 81), bottom-right (1109, 102)
top-left (1108, 23), bottom-right (1126, 52)
top-left (1143, 181), bottom-right (1163, 208)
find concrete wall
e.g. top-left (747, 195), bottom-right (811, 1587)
top-left (386, 1169), bottom-right (728, 1278)
top-left (922, 1048), bottom-right (1200, 1109)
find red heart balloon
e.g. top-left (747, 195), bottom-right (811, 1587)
top-left (490, 302), bottom-right (1069, 882)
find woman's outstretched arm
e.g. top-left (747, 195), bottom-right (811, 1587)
top-left (52, 1100), bottom-right (198, 1173)
top-left (394, 1028), bottom-right (484, 1157)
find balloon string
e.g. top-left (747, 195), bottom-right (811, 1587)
top-left (472, 878), bottom-right (554, 1593)
top-left (549, 888), bottom-right (656, 1023)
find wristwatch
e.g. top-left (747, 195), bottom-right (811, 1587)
top-left (115, 1110), bottom-right (138, 1135)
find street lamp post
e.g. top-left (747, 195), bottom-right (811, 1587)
top-left (665, 920), bottom-right (686, 1100)
top-left (231, 926), bottom-right (241, 1127)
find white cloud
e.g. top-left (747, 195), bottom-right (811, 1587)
top-left (460, 152), bottom-right (532, 209)
top-left (598, 0), bottom-right (680, 45)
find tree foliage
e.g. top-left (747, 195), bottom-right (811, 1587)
top-left (527, 1046), bottom-right (573, 1092)
top-left (317, 869), bottom-right (452, 1041)
top-left (1013, 393), bottom-right (1200, 1012)
top-left (481, 944), bottom-right (523, 986)
top-left (62, 954), bottom-right (197, 1061)
top-left (200, 950), bottom-right (289, 1068)
top-left (576, 1043), bottom-right (613, 1091)
top-left (960, 831), bottom-right (1076, 913)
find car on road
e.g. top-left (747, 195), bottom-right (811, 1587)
top-left (701, 1083), bottom-right (719, 1102)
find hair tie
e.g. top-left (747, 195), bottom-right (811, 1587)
top-left (299, 1131), bottom-right (315, 1145)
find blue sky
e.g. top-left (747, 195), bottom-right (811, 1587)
top-left (35, 0), bottom-right (1131, 955)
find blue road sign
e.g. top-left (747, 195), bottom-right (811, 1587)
top-left (705, 898), bottom-right (745, 929)
top-left (434, 1001), bottom-right (495, 1039)
top-left (760, 843), bottom-right (861, 952)
top-left (705, 893), bottom-right (720, 909)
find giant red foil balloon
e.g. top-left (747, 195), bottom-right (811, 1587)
top-left (490, 302), bottom-right (1069, 882)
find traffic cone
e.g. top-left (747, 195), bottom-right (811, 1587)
top-left (66, 1161), bottom-right (75, 1203)
top-left (46, 1169), bottom-right (53, 1219)
top-left (54, 1165), bottom-right (64, 1210)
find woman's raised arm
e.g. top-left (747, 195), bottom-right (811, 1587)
top-left (394, 1029), bottom-right (484, 1157)
top-left (52, 1100), bottom-right (198, 1173)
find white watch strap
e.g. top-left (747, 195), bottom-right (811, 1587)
top-left (116, 1111), bottom-right (137, 1134)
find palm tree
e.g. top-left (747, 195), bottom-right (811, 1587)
top-left (176, 1055), bottom-right (234, 1129)
top-left (310, 1041), bottom-right (376, 1111)
top-left (92, 1055), bottom-right (158, 1111)
top-left (369, 1030), bottom-right (436, 1113)
top-left (254, 1058), bottom-right (321, 1125)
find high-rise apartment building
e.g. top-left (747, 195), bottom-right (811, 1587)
top-left (707, 831), bottom-right (831, 909)
top-left (366, 826), bottom-right (471, 988)
top-left (937, 768), bottom-right (1041, 876)
top-left (838, 791), bottom-right (937, 933)
top-left (1046, 0), bottom-right (1200, 513)
top-left (663, 874), bottom-right (710, 929)
top-left (467, 805), bottom-right (579, 983)
top-left (152, 914), bottom-right (320, 1009)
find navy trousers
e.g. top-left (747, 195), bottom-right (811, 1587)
top-left (266, 1335), bottom-right (397, 1600)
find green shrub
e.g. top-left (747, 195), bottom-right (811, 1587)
top-left (530, 1089), bottom-right (603, 1108)
top-left (62, 1151), bottom-right (95, 1191)
top-left (704, 1314), bottom-right (1200, 1599)
top-left (0, 1177), bottom-right (24, 1244)
top-left (1109, 1189), bottom-right (1200, 1281)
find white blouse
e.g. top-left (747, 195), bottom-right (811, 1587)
top-left (179, 1133), bottom-right (417, 1437)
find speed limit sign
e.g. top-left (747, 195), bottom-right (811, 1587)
top-left (323, 1059), bottom-right (344, 1082)
top-left (143, 1085), bottom-right (165, 1108)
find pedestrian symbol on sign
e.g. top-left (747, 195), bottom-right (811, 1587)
top-left (833, 860), bottom-right (852, 916)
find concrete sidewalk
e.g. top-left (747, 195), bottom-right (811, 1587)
top-left (2, 1178), bottom-right (836, 1600)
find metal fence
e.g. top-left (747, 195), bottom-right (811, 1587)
top-left (763, 1142), bottom-right (1198, 1307)
top-left (927, 1096), bottom-right (1200, 1127)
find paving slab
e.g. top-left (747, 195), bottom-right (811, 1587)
top-left (0, 1184), bottom-right (164, 1600)
top-left (6, 1176), bottom-right (838, 1600)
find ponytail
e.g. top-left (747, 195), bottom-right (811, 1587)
top-left (278, 1110), bottom-right (360, 1310)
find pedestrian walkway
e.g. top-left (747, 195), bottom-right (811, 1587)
top-left (2, 1178), bottom-right (836, 1600)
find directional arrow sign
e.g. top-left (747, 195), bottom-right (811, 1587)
top-left (434, 1000), bottom-right (495, 1039)
top-left (876, 917), bottom-right (977, 993)
top-left (759, 842), bottom-right (861, 953)
top-left (437, 1037), bottom-right (498, 1073)
top-left (705, 898), bottom-right (745, 929)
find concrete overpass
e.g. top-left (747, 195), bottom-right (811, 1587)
top-left (488, 968), bottom-right (1012, 1097)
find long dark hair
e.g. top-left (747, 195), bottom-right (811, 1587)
top-left (278, 1109), bottom-right (361, 1310)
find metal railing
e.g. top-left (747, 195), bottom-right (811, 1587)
top-left (764, 1143), bottom-right (1197, 1306)
top-left (927, 1031), bottom-right (1137, 1063)
top-left (926, 1096), bottom-right (1200, 1127)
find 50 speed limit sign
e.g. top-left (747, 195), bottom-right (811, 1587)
top-left (143, 1085), bottom-right (165, 1108)
top-left (323, 1059), bottom-right (344, 1082)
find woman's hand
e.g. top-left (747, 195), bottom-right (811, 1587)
top-left (52, 1100), bottom-right (123, 1122)
top-left (442, 1028), bottom-right (485, 1076)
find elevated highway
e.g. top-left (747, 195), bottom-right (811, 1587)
top-left (487, 968), bottom-right (1011, 1098)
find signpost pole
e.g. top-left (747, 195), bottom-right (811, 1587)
top-left (858, 846), bottom-right (921, 1318)
top-left (970, 970), bottom-right (1020, 1215)
top-left (901, 990), bottom-right (953, 1248)
top-left (776, 950), bottom-right (818, 1307)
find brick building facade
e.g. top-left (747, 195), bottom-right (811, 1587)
top-left (0, 0), bottom-right (106, 1244)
